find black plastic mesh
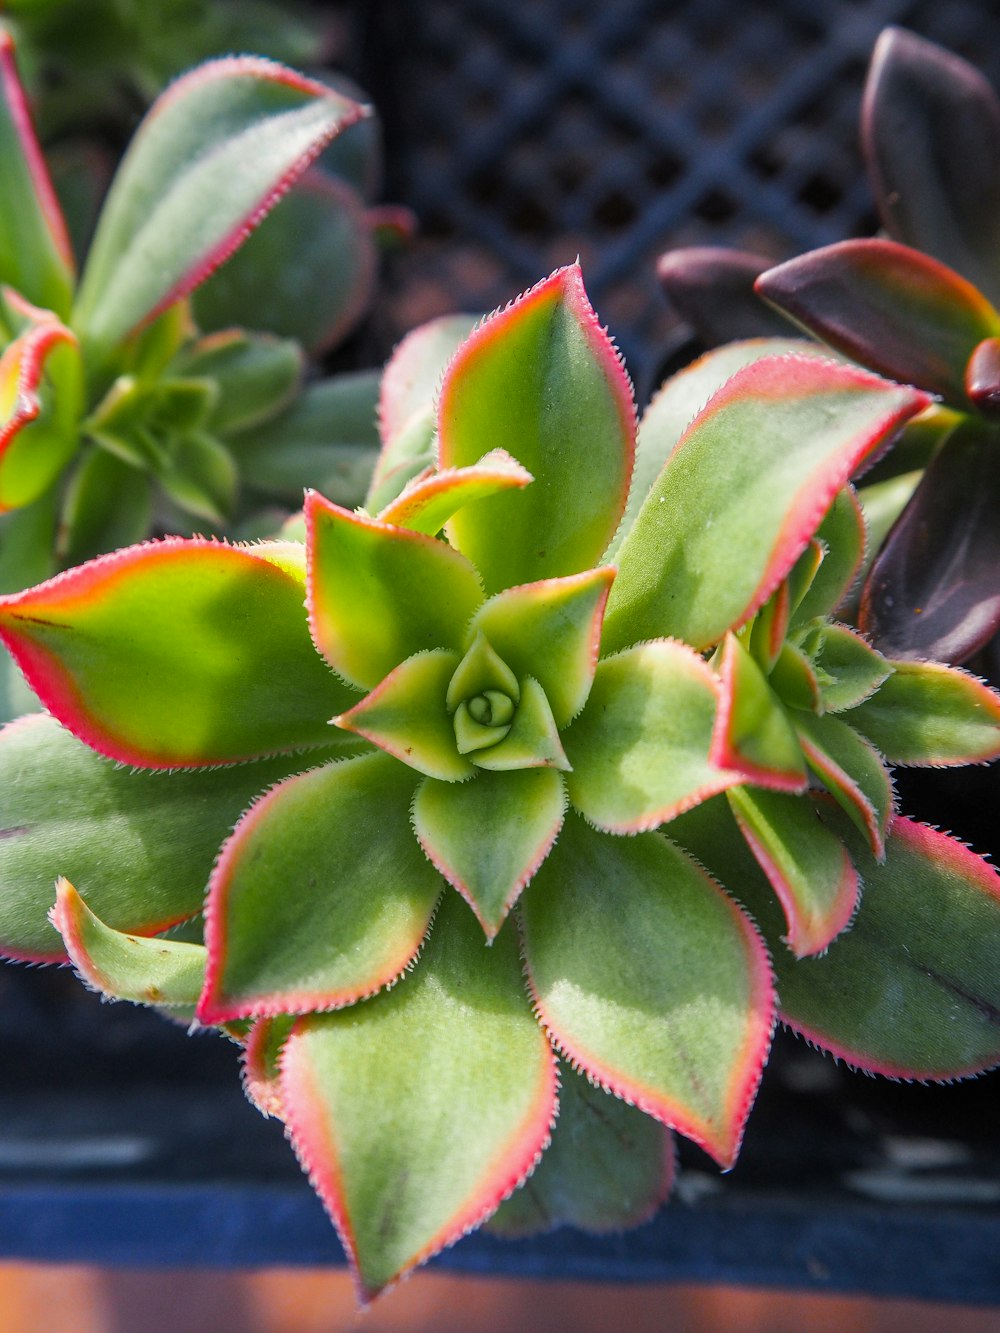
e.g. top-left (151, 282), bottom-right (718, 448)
top-left (349, 0), bottom-right (1000, 397)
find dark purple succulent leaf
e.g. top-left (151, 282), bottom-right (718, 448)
top-left (756, 239), bottom-right (1000, 407)
top-left (966, 337), bottom-right (1000, 418)
top-left (860, 418), bottom-right (1000, 663)
top-left (863, 27), bottom-right (1000, 307)
top-left (657, 247), bottom-right (791, 345)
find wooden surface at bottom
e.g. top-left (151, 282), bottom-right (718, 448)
top-left (3, 1266), bottom-right (1000, 1333)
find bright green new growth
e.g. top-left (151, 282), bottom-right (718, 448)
top-left (1, 264), bottom-right (1000, 1308)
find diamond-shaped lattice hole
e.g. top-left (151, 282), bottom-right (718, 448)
top-left (591, 189), bottom-right (639, 231)
top-left (695, 189), bottom-right (738, 224)
top-left (645, 150), bottom-right (687, 191)
top-left (797, 172), bottom-right (843, 215)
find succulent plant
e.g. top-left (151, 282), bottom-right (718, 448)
top-left (659, 28), bottom-right (1000, 669)
top-left (0, 33), bottom-right (400, 718)
top-left (1, 266), bottom-right (999, 1301)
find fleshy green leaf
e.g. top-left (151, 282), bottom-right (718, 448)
top-left (176, 328), bottom-right (304, 436)
top-left (710, 633), bottom-right (807, 792)
top-left (0, 537), bottom-right (350, 766)
top-left (334, 649), bottom-right (473, 781)
top-left (156, 430), bottom-right (237, 525)
top-left (231, 369), bottom-right (379, 507)
top-left (789, 487), bottom-right (866, 627)
top-left (794, 711), bottom-right (894, 859)
top-left (438, 264), bottom-right (635, 594)
top-left (0, 31), bottom-right (74, 316)
top-left (468, 566), bottom-right (614, 727)
top-left (0, 713), bottom-right (341, 962)
top-left (726, 786), bottom-right (859, 957)
top-left (243, 1014), bottom-right (295, 1117)
top-left (812, 623), bottom-right (891, 713)
top-left (0, 304), bottom-right (82, 511)
top-left (368, 314), bottom-right (478, 512)
top-left (521, 813), bottom-right (774, 1168)
top-left (849, 659), bottom-right (1000, 765)
top-left (377, 449), bottom-right (533, 536)
top-left (58, 447), bottom-right (153, 566)
top-left (671, 797), bottom-right (1000, 1076)
top-left (280, 891), bottom-right (557, 1301)
top-left (563, 639), bottom-right (735, 833)
top-left (603, 356), bottom-right (928, 654)
top-left (53, 877), bottom-right (207, 1006)
top-left (768, 640), bottom-right (821, 713)
top-left (756, 239), bottom-right (1000, 407)
top-left (191, 169), bottom-right (376, 355)
top-left (306, 491), bottom-right (483, 690)
top-left (862, 27), bottom-right (1000, 307)
top-left (199, 751), bottom-right (441, 1023)
top-left (74, 57), bottom-right (368, 363)
top-left (610, 337), bottom-right (823, 560)
top-left (413, 767), bottom-right (566, 937)
top-left (487, 1062), bottom-right (674, 1237)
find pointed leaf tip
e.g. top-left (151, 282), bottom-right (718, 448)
top-left (280, 893), bottom-right (557, 1299)
top-left (438, 265), bottom-right (635, 592)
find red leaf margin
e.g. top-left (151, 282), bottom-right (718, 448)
top-left (279, 1006), bottom-right (560, 1305)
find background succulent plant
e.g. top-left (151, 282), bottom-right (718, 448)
top-left (659, 27), bottom-right (1000, 670)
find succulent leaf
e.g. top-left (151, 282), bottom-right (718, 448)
top-left (0, 713), bottom-right (335, 962)
top-left (811, 623), bottom-right (891, 713)
top-left (334, 649), bottom-right (473, 781)
top-left (468, 566), bottom-right (614, 728)
top-left (368, 314), bottom-right (478, 512)
top-left (53, 877), bottom-right (207, 1007)
top-left (789, 487), bottom-right (866, 627)
top-left (413, 767), bottom-right (566, 937)
top-left (487, 1061), bottom-right (674, 1237)
top-left (849, 658), bottom-right (1000, 765)
top-left (863, 27), bottom-right (1000, 306)
top-left (199, 752), bottom-right (441, 1024)
top-left (726, 786), bottom-right (859, 957)
top-left (710, 633), bottom-right (807, 792)
top-left (0, 299), bottom-right (82, 512)
top-left (603, 356), bottom-right (928, 654)
top-left (563, 639), bottom-right (735, 833)
top-left (243, 1014), bottom-right (295, 1118)
top-left (610, 338), bottom-right (825, 561)
top-left (231, 370), bottom-right (380, 507)
top-left (280, 891), bottom-right (557, 1302)
top-left (521, 813), bottom-right (774, 1168)
top-left (74, 57), bottom-right (368, 363)
top-left (0, 31), bottom-right (74, 316)
top-left (438, 264), bottom-right (635, 593)
top-left (860, 419), bottom-right (1000, 663)
top-left (377, 449), bottom-right (533, 535)
top-left (656, 248), bottom-right (791, 343)
top-left (190, 169), bottom-right (377, 355)
top-left (0, 538), bottom-right (347, 766)
top-left (795, 711), bottom-right (893, 859)
top-left (756, 239), bottom-right (1000, 407)
top-left (672, 797), bottom-right (1000, 1077)
top-left (305, 491), bottom-right (483, 690)
top-left (176, 329), bottom-right (304, 436)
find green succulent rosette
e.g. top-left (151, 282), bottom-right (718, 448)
top-left (2, 266), bottom-right (1000, 1301)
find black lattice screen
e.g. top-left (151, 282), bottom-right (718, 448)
top-left (346, 0), bottom-right (1000, 397)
